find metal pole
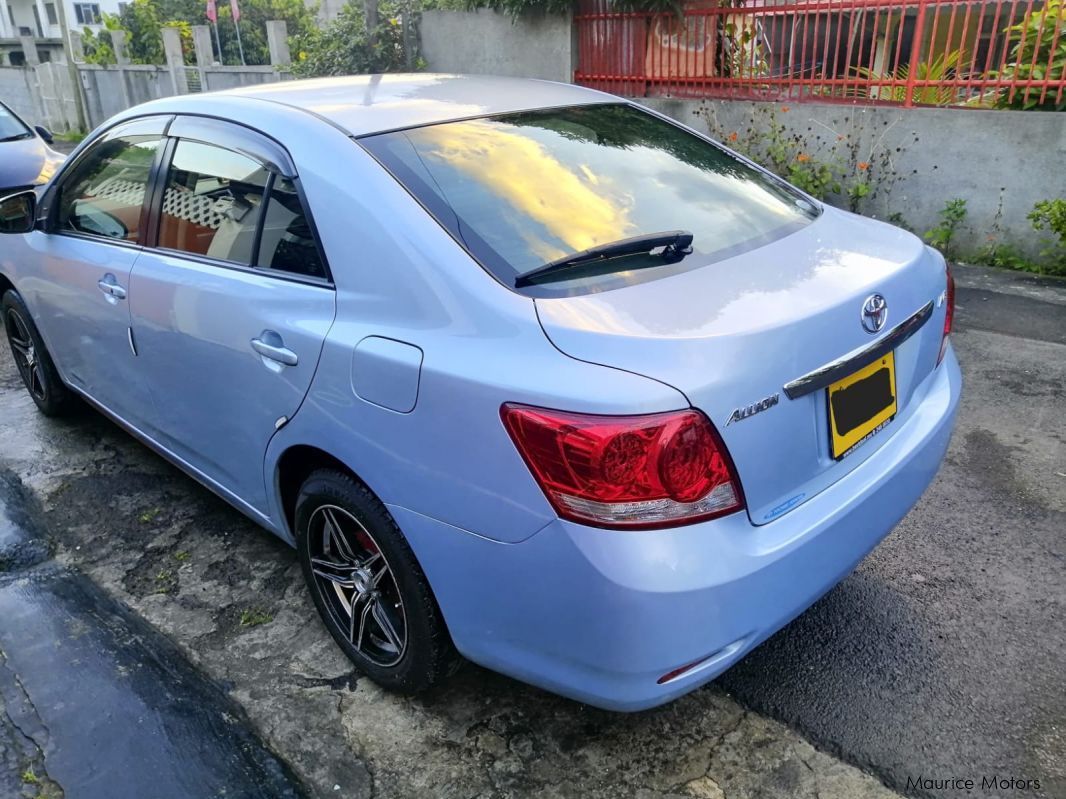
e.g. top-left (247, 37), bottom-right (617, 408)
top-left (234, 18), bottom-right (246, 65)
top-left (53, 0), bottom-right (86, 131)
top-left (402, 0), bottom-right (414, 69)
top-left (212, 20), bottom-right (223, 63)
top-left (903, 0), bottom-right (928, 107)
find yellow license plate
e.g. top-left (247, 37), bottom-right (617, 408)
top-left (827, 351), bottom-right (897, 459)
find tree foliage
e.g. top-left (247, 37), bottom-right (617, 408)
top-left (995, 0), bottom-right (1066, 111)
top-left (113, 0), bottom-right (316, 65)
top-left (289, 0), bottom-right (408, 77)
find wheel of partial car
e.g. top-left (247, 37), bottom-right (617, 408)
top-left (294, 469), bottom-right (459, 692)
top-left (2, 290), bottom-right (72, 417)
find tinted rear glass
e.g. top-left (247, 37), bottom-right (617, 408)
top-left (361, 104), bottom-right (817, 296)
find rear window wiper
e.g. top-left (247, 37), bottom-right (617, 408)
top-left (514, 230), bottom-right (694, 288)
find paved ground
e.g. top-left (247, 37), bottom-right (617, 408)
top-left (1, 475), bottom-right (307, 798)
top-left (0, 263), bottom-right (1061, 798)
top-left (717, 265), bottom-right (1066, 799)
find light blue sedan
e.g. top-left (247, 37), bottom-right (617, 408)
top-left (0, 75), bottom-right (960, 711)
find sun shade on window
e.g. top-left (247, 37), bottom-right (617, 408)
top-left (361, 104), bottom-right (817, 296)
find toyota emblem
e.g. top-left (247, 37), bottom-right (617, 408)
top-left (861, 294), bottom-right (888, 334)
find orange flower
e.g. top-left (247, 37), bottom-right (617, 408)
top-left (837, 134), bottom-right (846, 141)
top-left (728, 131), bottom-right (739, 142)
top-left (796, 152), bottom-right (811, 163)
top-left (857, 161), bottom-right (870, 171)
top-left (781, 105), bottom-right (790, 112)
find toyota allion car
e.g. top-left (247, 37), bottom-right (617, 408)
top-left (0, 75), bottom-right (960, 711)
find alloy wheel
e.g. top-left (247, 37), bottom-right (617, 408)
top-left (307, 504), bottom-right (408, 667)
top-left (5, 308), bottom-right (46, 402)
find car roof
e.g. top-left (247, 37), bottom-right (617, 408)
top-left (209, 74), bottom-right (618, 137)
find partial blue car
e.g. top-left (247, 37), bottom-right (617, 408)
top-left (0, 100), bottom-right (65, 194)
top-left (0, 75), bottom-right (960, 711)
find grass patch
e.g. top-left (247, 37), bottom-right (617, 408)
top-left (153, 568), bottom-right (175, 594)
top-left (239, 608), bottom-right (273, 627)
top-left (173, 550), bottom-right (190, 562)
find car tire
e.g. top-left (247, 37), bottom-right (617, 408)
top-left (295, 469), bottom-right (460, 693)
top-left (2, 289), bottom-right (73, 417)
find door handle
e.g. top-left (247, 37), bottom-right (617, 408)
top-left (97, 274), bottom-right (127, 300)
top-left (251, 332), bottom-right (298, 367)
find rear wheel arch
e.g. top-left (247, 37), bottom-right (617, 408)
top-left (275, 445), bottom-right (381, 540)
top-left (0, 274), bottom-right (14, 299)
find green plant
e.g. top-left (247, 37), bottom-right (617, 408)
top-left (22, 769), bottom-right (39, 785)
top-left (856, 49), bottom-right (966, 107)
top-left (886, 211), bottom-right (913, 232)
top-left (1028, 198), bottom-right (1066, 274)
top-left (81, 20), bottom-right (118, 65)
top-left (709, 108), bottom-right (881, 210)
top-left (972, 241), bottom-right (1039, 272)
top-left (787, 155), bottom-right (838, 199)
top-left (924, 198), bottom-right (967, 259)
top-left (174, 550), bottom-right (190, 562)
top-left (290, 0), bottom-right (407, 77)
top-left (995, 0), bottom-right (1066, 111)
top-left (112, 0), bottom-right (316, 65)
top-left (240, 607), bottom-right (273, 627)
top-left (139, 507), bottom-right (160, 523)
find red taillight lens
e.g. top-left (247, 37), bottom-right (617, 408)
top-left (500, 404), bottom-right (744, 529)
top-left (937, 265), bottom-right (955, 365)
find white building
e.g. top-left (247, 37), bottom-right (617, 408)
top-left (0, 0), bottom-right (125, 66)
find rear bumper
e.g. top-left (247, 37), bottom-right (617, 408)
top-left (392, 349), bottom-right (962, 711)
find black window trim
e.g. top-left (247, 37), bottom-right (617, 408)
top-left (143, 118), bottom-right (334, 288)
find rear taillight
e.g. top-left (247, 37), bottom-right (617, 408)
top-left (500, 404), bottom-right (744, 529)
top-left (937, 265), bottom-right (955, 365)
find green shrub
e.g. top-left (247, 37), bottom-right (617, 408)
top-left (924, 198), bottom-right (967, 260)
top-left (1028, 199), bottom-right (1066, 274)
top-left (290, 1), bottom-right (408, 77)
top-left (995, 0), bottom-right (1066, 111)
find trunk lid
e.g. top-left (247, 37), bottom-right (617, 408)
top-left (535, 208), bottom-right (948, 525)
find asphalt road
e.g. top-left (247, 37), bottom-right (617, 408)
top-left (0, 471), bottom-right (308, 798)
top-left (718, 266), bottom-right (1066, 798)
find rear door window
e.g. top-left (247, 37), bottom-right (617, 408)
top-left (256, 177), bottom-right (327, 279)
top-left (157, 139), bottom-right (269, 265)
top-left (361, 103), bottom-right (817, 296)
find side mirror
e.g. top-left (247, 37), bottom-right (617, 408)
top-left (0, 191), bottom-right (37, 234)
top-left (34, 125), bottom-right (54, 144)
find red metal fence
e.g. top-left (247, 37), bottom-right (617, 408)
top-left (574, 0), bottom-right (1066, 108)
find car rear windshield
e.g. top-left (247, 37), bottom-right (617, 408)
top-left (0, 104), bottom-right (33, 141)
top-left (360, 103), bottom-right (817, 296)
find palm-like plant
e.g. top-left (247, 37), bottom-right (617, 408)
top-left (856, 49), bottom-right (965, 106)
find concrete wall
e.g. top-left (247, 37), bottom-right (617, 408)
top-left (79, 65), bottom-right (175, 130)
top-left (0, 66), bottom-right (36, 120)
top-left (421, 8), bottom-right (575, 83)
top-left (642, 98), bottom-right (1066, 257)
top-left (1, 62), bottom-right (77, 131)
top-left (77, 64), bottom-right (289, 128)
